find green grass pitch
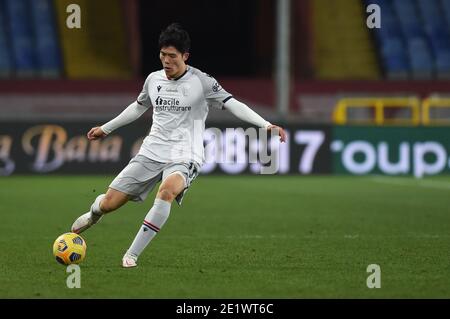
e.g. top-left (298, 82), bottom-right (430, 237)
top-left (0, 175), bottom-right (449, 298)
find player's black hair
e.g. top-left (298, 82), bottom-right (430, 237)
top-left (158, 23), bottom-right (191, 54)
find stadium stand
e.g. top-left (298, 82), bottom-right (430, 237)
top-left (1, 0), bottom-right (449, 82)
top-left (393, 0), bottom-right (434, 79)
top-left (367, 0), bottom-right (450, 80)
top-left (366, 0), bottom-right (411, 79)
top-left (1, 0), bottom-right (61, 78)
top-left (4, 0), bottom-right (37, 77)
top-left (416, 0), bottom-right (450, 79)
top-left (1, 0), bottom-right (450, 125)
top-left (53, 0), bottom-right (132, 79)
top-left (442, 0), bottom-right (450, 27)
top-left (29, 0), bottom-right (62, 78)
top-left (0, 0), bottom-right (12, 77)
top-left (312, 0), bottom-right (380, 80)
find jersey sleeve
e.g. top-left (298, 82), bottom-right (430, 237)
top-left (197, 72), bottom-right (233, 110)
top-left (136, 74), bottom-right (153, 108)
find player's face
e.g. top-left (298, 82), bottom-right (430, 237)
top-left (160, 46), bottom-right (189, 79)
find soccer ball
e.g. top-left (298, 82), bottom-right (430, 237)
top-left (52, 232), bottom-right (87, 265)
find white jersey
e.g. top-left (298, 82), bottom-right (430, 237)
top-left (136, 66), bottom-right (232, 166)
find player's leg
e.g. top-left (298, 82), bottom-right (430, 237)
top-left (155, 171), bottom-right (187, 201)
top-left (122, 173), bottom-right (184, 266)
top-left (99, 188), bottom-right (130, 213)
top-left (71, 155), bottom-right (158, 234)
top-left (71, 188), bottom-right (130, 234)
top-left (122, 164), bottom-right (198, 268)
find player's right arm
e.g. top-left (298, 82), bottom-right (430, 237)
top-left (86, 101), bottom-right (149, 140)
top-left (87, 126), bottom-right (107, 140)
top-left (87, 74), bottom-right (153, 140)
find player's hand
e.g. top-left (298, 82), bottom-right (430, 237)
top-left (267, 124), bottom-right (286, 143)
top-left (87, 127), bottom-right (107, 140)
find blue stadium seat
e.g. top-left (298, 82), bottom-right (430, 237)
top-left (417, 0), bottom-right (447, 29)
top-left (417, 0), bottom-right (449, 45)
top-left (390, 0), bottom-right (435, 77)
top-left (365, 0), bottom-right (450, 79)
top-left (436, 51), bottom-right (450, 78)
top-left (0, 0), bottom-right (12, 77)
top-left (365, 0), bottom-right (410, 78)
top-left (441, 0), bottom-right (450, 28)
top-left (393, 0), bottom-right (422, 38)
top-left (381, 37), bottom-right (410, 78)
top-left (4, 0), bottom-right (37, 77)
top-left (367, 0), bottom-right (401, 38)
top-left (29, 0), bottom-right (62, 77)
top-left (408, 38), bottom-right (434, 79)
top-left (416, 0), bottom-right (450, 77)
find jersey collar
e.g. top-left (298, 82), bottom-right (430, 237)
top-left (171, 66), bottom-right (189, 81)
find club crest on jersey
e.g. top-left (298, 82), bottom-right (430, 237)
top-left (157, 85), bottom-right (162, 92)
top-left (212, 82), bottom-right (222, 92)
top-left (181, 84), bottom-right (190, 96)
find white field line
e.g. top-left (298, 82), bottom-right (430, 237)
top-left (165, 234), bottom-right (450, 240)
top-left (370, 177), bottom-right (450, 190)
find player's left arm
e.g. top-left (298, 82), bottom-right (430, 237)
top-left (223, 98), bottom-right (286, 142)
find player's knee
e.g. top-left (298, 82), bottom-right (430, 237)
top-left (99, 194), bottom-right (118, 213)
top-left (99, 199), bottom-right (113, 213)
top-left (157, 188), bottom-right (176, 202)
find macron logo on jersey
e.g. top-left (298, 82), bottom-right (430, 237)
top-left (154, 96), bottom-right (192, 112)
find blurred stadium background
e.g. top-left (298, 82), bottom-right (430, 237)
top-left (1, 0), bottom-right (450, 176)
top-left (1, 0), bottom-right (450, 298)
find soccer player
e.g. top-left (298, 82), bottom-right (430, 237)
top-left (71, 23), bottom-right (286, 268)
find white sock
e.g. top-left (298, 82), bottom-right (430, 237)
top-left (90, 194), bottom-right (105, 222)
top-left (126, 198), bottom-right (171, 258)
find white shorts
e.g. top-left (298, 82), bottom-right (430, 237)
top-left (109, 155), bottom-right (200, 205)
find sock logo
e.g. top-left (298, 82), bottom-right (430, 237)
top-left (143, 227), bottom-right (148, 232)
top-left (143, 220), bottom-right (160, 233)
